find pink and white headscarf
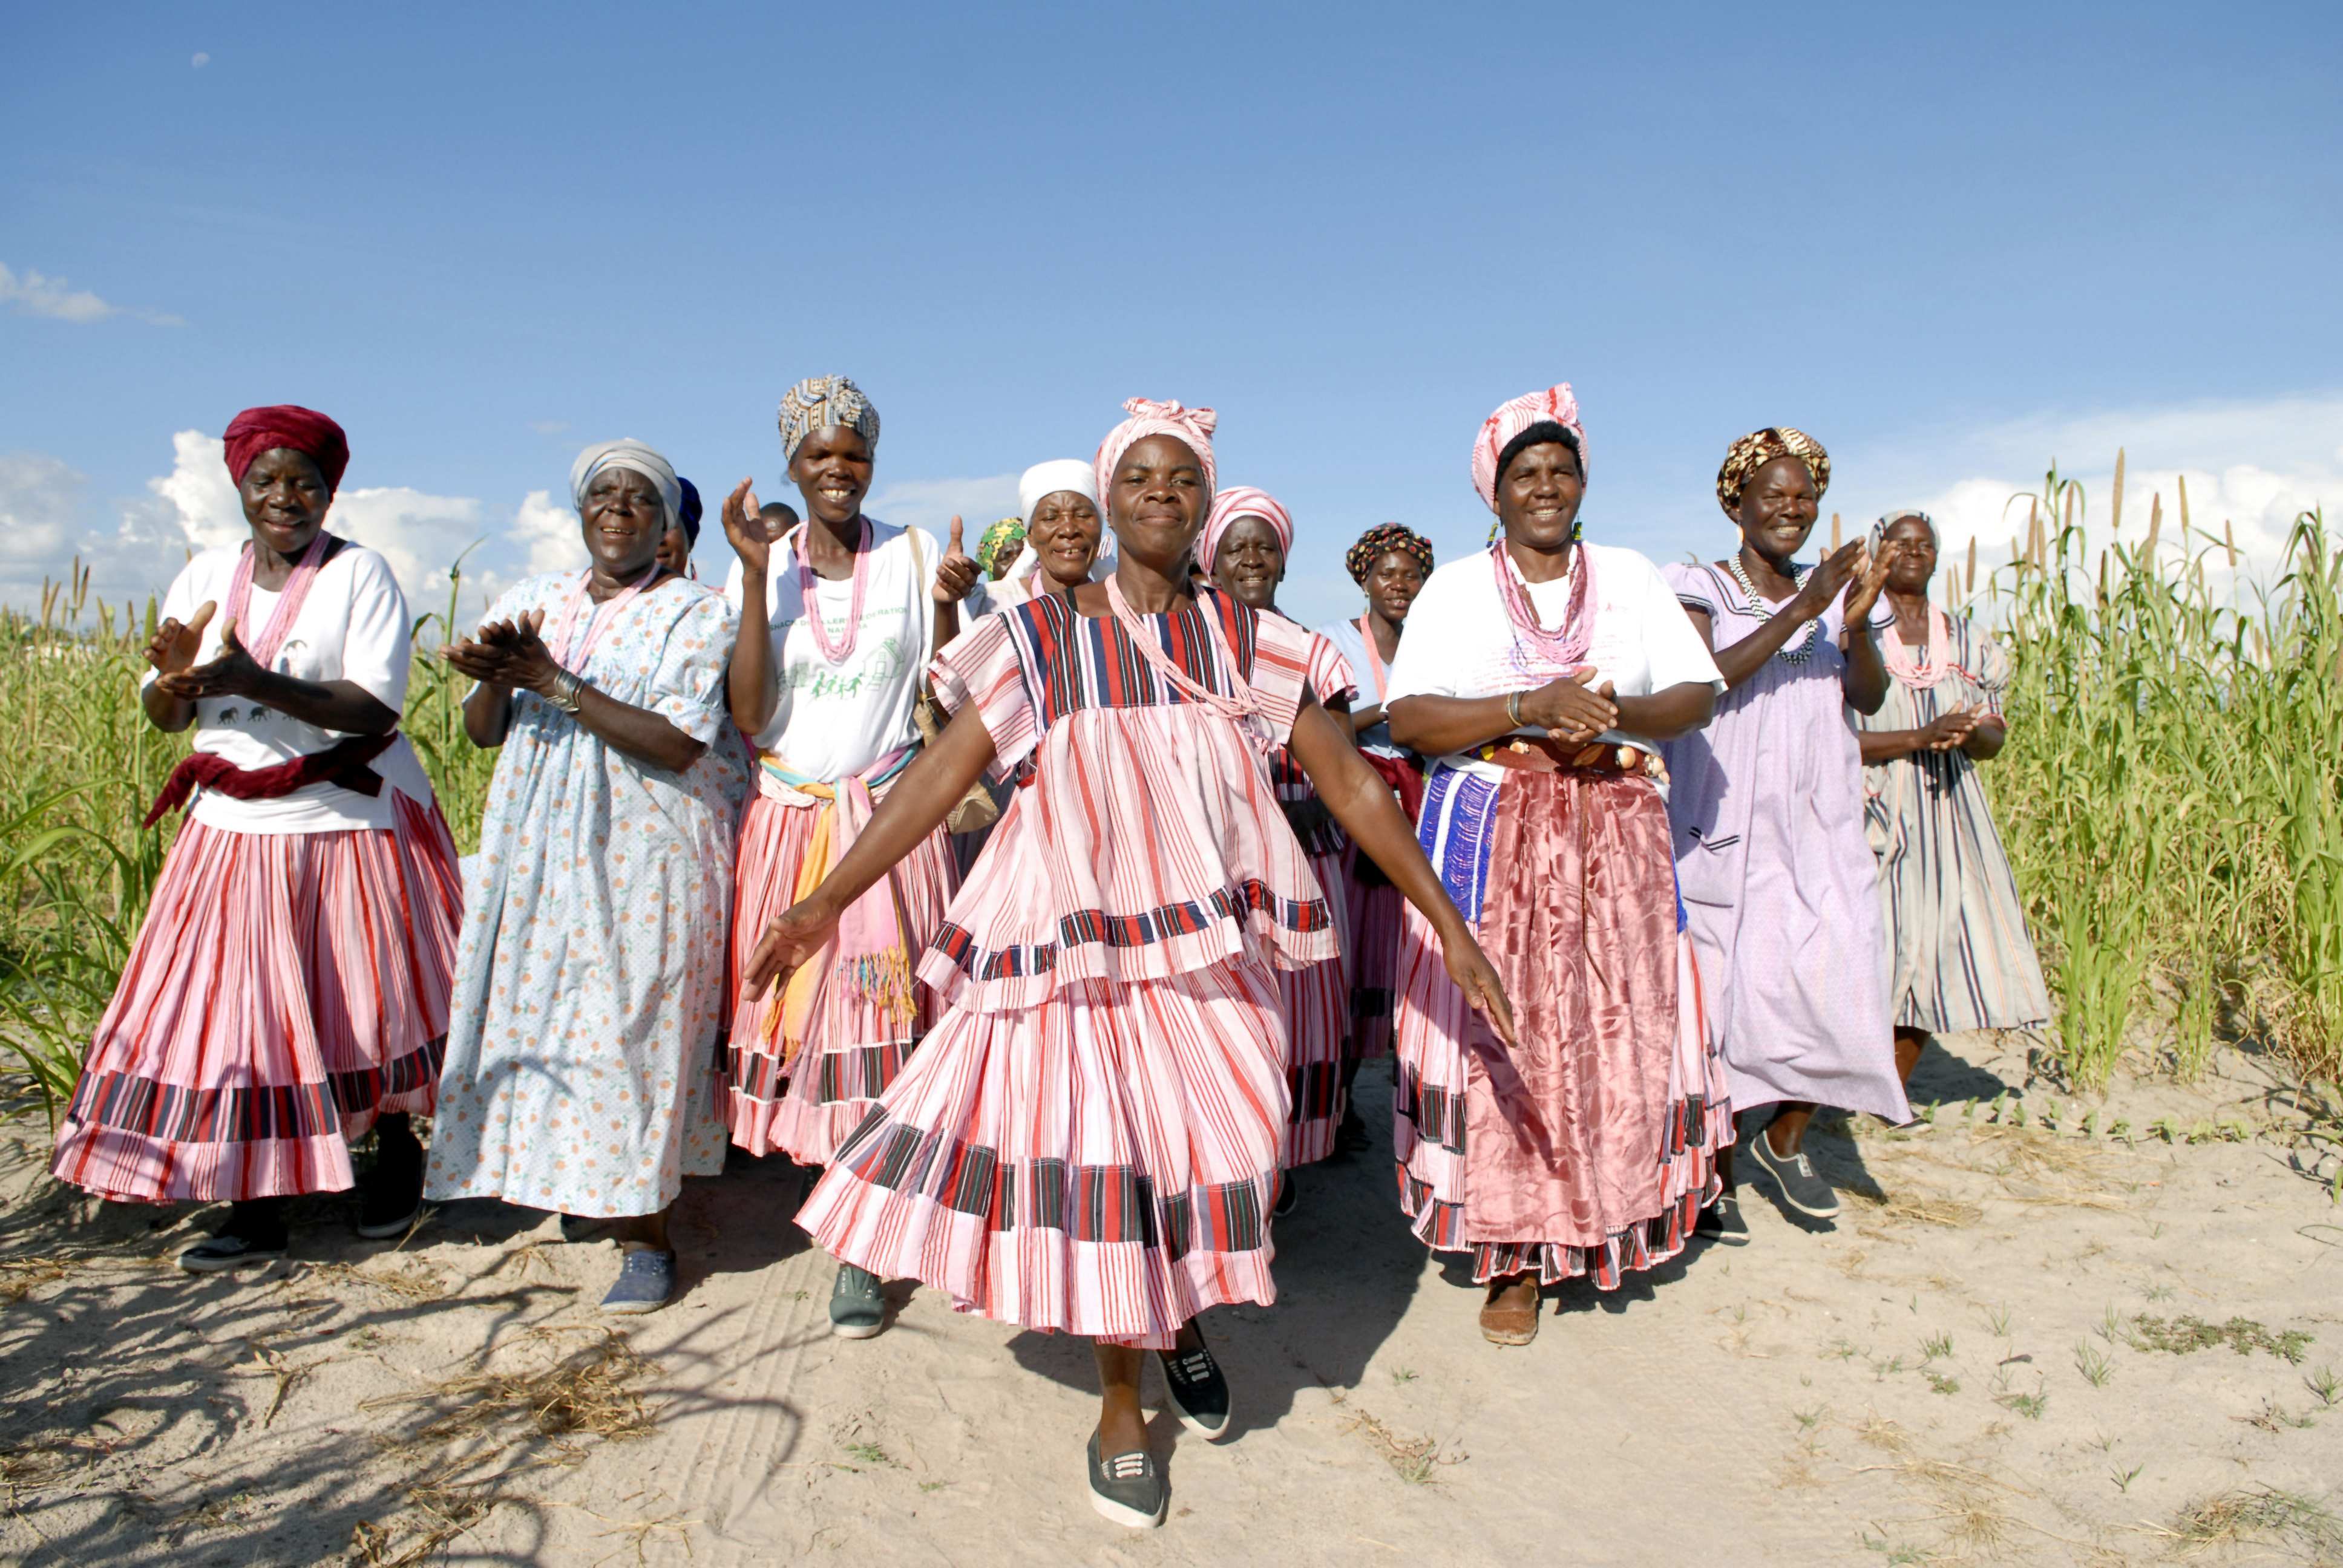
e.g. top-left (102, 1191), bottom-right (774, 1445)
top-left (1196, 485), bottom-right (1293, 575)
top-left (1470, 382), bottom-right (1588, 512)
top-left (1093, 396), bottom-right (1218, 508)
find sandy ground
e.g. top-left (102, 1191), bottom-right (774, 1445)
top-left (4, 1033), bottom-right (2341, 1568)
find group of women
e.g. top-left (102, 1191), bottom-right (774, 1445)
top-left (49, 381), bottom-right (2050, 1530)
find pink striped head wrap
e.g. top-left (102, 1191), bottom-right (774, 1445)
top-left (1470, 383), bottom-right (1587, 512)
top-left (1196, 485), bottom-right (1293, 575)
top-left (1093, 396), bottom-right (1218, 510)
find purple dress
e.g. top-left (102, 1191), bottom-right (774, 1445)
top-left (1659, 563), bottom-right (1907, 1123)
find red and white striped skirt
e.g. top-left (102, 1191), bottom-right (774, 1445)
top-left (724, 793), bottom-right (958, 1166)
top-left (798, 958), bottom-right (1289, 1350)
top-left (1280, 844), bottom-right (1351, 1168)
top-left (50, 791), bottom-right (462, 1204)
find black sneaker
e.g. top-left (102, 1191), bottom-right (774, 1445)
top-left (1086, 1431), bottom-right (1167, 1529)
top-left (356, 1129), bottom-right (426, 1240)
top-left (178, 1231), bottom-right (287, 1273)
top-left (1156, 1338), bottom-right (1233, 1440)
top-left (1694, 1193), bottom-right (1749, 1245)
top-left (1746, 1128), bottom-right (1841, 1220)
top-left (830, 1262), bottom-right (885, 1339)
top-left (1273, 1172), bottom-right (1299, 1219)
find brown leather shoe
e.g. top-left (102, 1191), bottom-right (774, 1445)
top-left (1478, 1275), bottom-right (1541, 1345)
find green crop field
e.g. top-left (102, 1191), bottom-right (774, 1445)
top-left (2, 470), bottom-right (2338, 1127)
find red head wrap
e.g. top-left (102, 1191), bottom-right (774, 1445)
top-left (222, 405), bottom-right (352, 498)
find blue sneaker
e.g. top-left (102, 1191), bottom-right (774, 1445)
top-left (600, 1247), bottom-right (676, 1315)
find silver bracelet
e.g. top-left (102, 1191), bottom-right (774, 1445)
top-left (548, 669), bottom-right (585, 714)
top-left (1505, 690), bottom-right (1524, 730)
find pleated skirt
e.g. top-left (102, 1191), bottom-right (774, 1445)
top-left (51, 792), bottom-right (462, 1203)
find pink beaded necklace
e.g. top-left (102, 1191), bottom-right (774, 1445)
top-left (795, 517), bottom-right (874, 664)
top-left (1491, 540), bottom-right (1594, 679)
top-left (1883, 602), bottom-right (1953, 690)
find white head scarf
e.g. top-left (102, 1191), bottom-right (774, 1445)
top-left (570, 439), bottom-right (681, 530)
top-left (1008, 457), bottom-right (1114, 586)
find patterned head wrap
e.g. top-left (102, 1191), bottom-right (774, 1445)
top-left (223, 404), bottom-right (351, 499)
top-left (1346, 523), bottom-right (1435, 584)
top-left (1715, 426), bottom-right (1830, 519)
top-left (569, 438), bottom-right (681, 530)
top-left (778, 374), bottom-right (880, 465)
top-left (1093, 396), bottom-right (1218, 509)
top-left (675, 477), bottom-right (703, 548)
top-left (975, 517), bottom-right (1027, 578)
top-left (1470, 384), bottom-right (1586, 512)
top-left (1196, 486), bottom-right (1293, 576)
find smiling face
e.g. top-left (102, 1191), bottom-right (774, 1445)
top-left (1884, 514), bottom-right (1938, 594)
top-left (1210, 515), bottom-right (1286, 609)
top-left (578, 466), bottom-right (667, 576)
top-left (1106, 433), bottom-right (1208, 574)
top-left (787, 425), bottom-right (874, 526)
top-left (238, 448), bottom-right (332, 559)
top-left (1026, 489), bottom-right (1101, 589)
top-left (1734, 454), bottom-right (1820, 563)
top-left (1493, 441), bottom-right (1584, 555)
top-left (1363, 548), bottom-right (1426, 625)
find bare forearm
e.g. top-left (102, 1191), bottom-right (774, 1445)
top-left (727, 574), bottom-right (779, 733)
top-left (802, 707), bottom-right (997, 913)
top-left (1860, 730), bottom-right (1925, 763)
top-left (1348, 702), bottom-right (1386, 737)
top-left (1611, 681), bottom-right (1715, 742)
top-left (1963, 720), bottom-right (2008, 760)
top-left (1841, 626), bottom-right (1889, 714)
top-left (240, 673), bottom-right (399, 735)
top-left (1386, 693), bottom-right (1517, 756)
top-left (569, 686), bottom-right (707, 773)
top-left (1292, 704), bottom-right (1471, 946)
top-left (142, 684), bottom-right (194, 732)
top-left (462, 682), bottom-right (513, 748)
top-left (1710, 613), bottom-right (1810, 688)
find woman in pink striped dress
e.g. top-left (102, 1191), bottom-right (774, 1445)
top-left (1198, 485), bottom-right (1358, 1193)
top-left (51, 405), bottom-right (462, 1272)
top-left (746, 398), bottom-right (1513, 1529)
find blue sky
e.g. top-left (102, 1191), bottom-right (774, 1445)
top-left (5, 2), bottom-right (2339, 627)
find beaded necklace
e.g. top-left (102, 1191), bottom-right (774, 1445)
top-left (1724, 550), bottom-right (1823, 664)
top-left (794, 517), bottom-right (874, 665)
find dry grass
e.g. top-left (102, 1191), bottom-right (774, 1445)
top-left (302, 1258), bottom-right (451, 1304)
top-left (0, 1255), bottom-right (68, 1302)
top-left (368, 1325), bottom-right (657, 1452)
top-left (2161, 1487), bottom-right (2343, 1555)
top-left (1331, 1394), bottom-right (1466, 1486)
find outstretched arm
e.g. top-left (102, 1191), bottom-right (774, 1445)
top-left (740, 701), bottom-right (998, 995)
top-left (1288, 696), bottom-right (1516, 1046)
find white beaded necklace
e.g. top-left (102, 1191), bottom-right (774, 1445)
top-left (1725, 551), bottom-right (1823, 664)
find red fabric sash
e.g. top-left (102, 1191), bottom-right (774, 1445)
top-left (1363, 749), bottom-right (1426, 823)
top-left (143, 733), bottom-right (396, 828)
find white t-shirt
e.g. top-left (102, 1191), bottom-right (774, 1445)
top-left (723, 519), bottom-right (944, 782)
top-left (143, 543), bottom-right (436, 834)
top-left (1384, 541), bottom-right (1725, 780)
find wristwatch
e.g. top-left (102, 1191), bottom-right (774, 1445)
top-left (547, 670), bottom-right (585, 714)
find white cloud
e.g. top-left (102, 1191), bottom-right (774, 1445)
top-left (529, 419), bottom-right (568, 436)
top-left (0, 452), bottom-right (82, 566)
top-left (1830, 393), bottom-right (2343, 606)
top-left (865, 473), bottom-right (1021, 546)
top-left (191, 51), bottom-right (209, 67)
top-left (0, 261), bottom-right (182, 325)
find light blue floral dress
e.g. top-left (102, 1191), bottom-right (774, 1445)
top-left (427, 573), bottom-right (752, 1218)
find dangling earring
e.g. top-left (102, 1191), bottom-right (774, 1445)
top-left (1571, 518), bottom-right (1584, 543)
top-left (1487, 518), bottom-right (1501, 545)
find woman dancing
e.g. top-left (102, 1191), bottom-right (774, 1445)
top-left (750, 397), bottom-right (1512, 1527)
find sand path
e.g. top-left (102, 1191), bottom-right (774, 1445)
top-left (4, 1036), bottom-right (2339, 1566)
